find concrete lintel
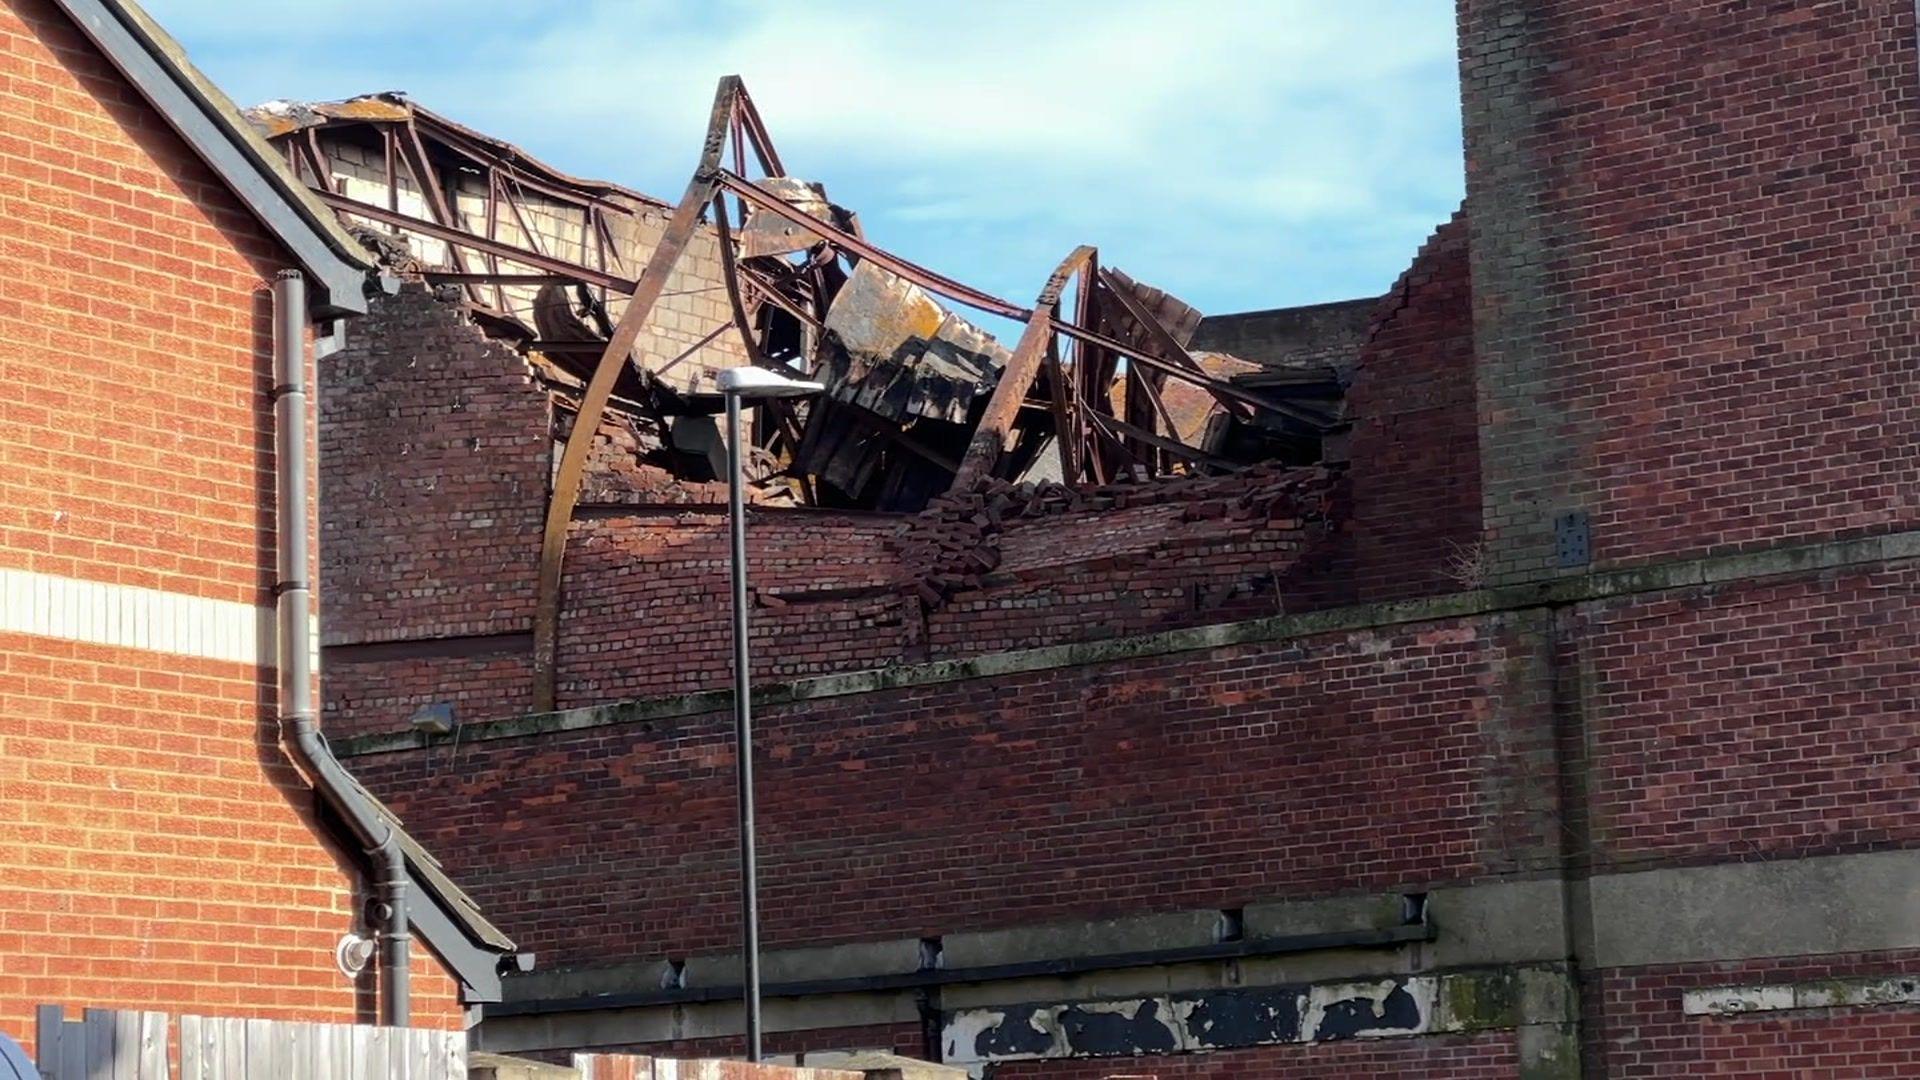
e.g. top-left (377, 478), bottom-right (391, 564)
top-left (1683, 974), bottom-right (1920, 1018)
top-left (941, 910), bottom-right (1223, 969)
top-left (686, 938), bottom-right (926, 988)
top-left (1421, 878), bottom-right (1570, 968)
top-left (1242, 893), bottom-right (1406, 940)
top-left (479, 990), bottom-right (919, 1054)
top-left (336, 526), bottom-right (1920, 758)
top-left (1589, 848), bottom-right (1920, 969)
top-left (941, 967), bottom-right (1528, 1066)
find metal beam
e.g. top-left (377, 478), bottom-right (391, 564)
top-left (529, 77), bottom-right (739, 712)
top-left (311, 190), bottom-right (639, 292)
top-left (714, 171), bottom-right (1030, 321)
top-left (486, 923), bottom-right (1435, 1017)
top-left (950, 246), bottom-right (1094, 490)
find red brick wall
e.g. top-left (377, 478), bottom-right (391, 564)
top-left (548, 469), bottom-right (1332, 709)
top-left (0, 0), bottom-right (460, 1045)
top-left (986, 1032), bottom-right (1517, 1078)
top-left (1341, 210), bottom-right (1480, 602)
top-left (320, 283), bottom-right (551, 646)
top-left (556, 509), bottom-right (910, 705)
top-left (1464, 0), bottom-right (1920, 582)
top-left (357, 613), bottom-right (1527, 968)
top-left (1574, 563), bottom-right (1920, 872)
top-left (1585, 950), bottom-right (1920, 1078)
top-left (317, 276), bottom-right (1346, 734)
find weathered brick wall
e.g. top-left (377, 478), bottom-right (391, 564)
top-left (356, 612), bottom-right (1534, 969)
top-left (1462, 0), bottom-right (1920, 583)
top-left (0, 0), bottom-right (463, 1048)
top-left (1573, 563), bottom-right (1920, 873)
top-left (320, 283), bottom-right (552, 646)
top-left (1341, 210), bottom-right (1481, 602)
top-left (1584, 951), bottom-right (1920, 1078)
top-left (552, 468), bottom-right (1332, 709)
top-left (557, 510), bottom-right (911, 704)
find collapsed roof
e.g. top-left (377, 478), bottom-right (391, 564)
top-left (244, 81), bottom-right (1360, 515)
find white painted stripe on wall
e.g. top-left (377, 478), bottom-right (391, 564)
top-left (0, 566), bottom-right (317, 668)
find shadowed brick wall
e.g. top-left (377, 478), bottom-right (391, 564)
top-left (1341, 210), bottom-right (1480, 602)
top-left (355, 611), bottom-right (1545, 969)
top-left (1463, 0), bottom-right (1920, 585)
top-left (1584, 951), bottom-right (1920, 1078)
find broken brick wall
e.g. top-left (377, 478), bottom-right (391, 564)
top-left (1462, 0), bottom-right (1920, 585)
top-left (557, 509), bottom-right (912, 704)
top-left (1339, 209), bottom-right (1481, 603)
top-left (320, 283), bottom-right (551, 648)
top-left (319, 285), bottom-right (745, 735)
top-left (538, 467), bottom-right (1333, 711)
top-left (319, 284), bottom-right (552, 734)
top-left (317, 284), bottom-right (1348, 736)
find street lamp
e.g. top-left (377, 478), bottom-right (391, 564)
top-left (716, 365), bottom-right (824, 1062)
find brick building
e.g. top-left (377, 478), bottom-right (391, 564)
top-left (0, 0), bottom-right (520, 1058)
top-left (314, 1), bottom-right (1919, 1077)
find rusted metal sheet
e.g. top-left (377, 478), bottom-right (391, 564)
top-left (1153, 349), bottom-right (1263, 445)
top-left (738, 177), bottom-right (847, 259)
top-left (820, 261), bottom-right (1007, 425)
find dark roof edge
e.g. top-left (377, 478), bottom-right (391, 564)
top-left (341, 772), bottom-right (526, 1003)
top-left (52, 0), bottom-right (377, 316)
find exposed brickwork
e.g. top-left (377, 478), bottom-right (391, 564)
top-left (358, 613), bottom-right (1519, 968)
top-left (526, 466), bottom-right (1329, 713)
top-left (325, 646), bottom-right (534, 741)
top-left (1341, 210), bottom-right (1481, 603)
top-left (984, 1032), bottom-right (1518, 1078)
top-left (1585, 950), bottom-right (1920, 1078)
top-left (1464, 0), bottom-right (1920, 583)
top-left (317, 295), bottom-right (1345, 725)
top-left (1575, 563), bottom-right (1920, 873)
top-left (320, 283), bottom-right (551, 646)
top-left (557, 510), bottom-right (911, 704)
top-left (0, 0), bottom-right (465, 1049)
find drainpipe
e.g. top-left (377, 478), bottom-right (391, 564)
top-left (271, 269), bottom-right (411, 1026)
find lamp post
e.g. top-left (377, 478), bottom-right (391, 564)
top-left (716, 365), bottom-right (824, 1062)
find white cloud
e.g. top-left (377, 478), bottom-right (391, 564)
top-left (143, 0), bottom-right (1465, 312)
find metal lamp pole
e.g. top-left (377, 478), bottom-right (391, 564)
top-left (717, 366), bottom-right (823, 1062)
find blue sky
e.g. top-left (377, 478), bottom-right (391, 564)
top-left (145, 0), bottom-right (1465, 317)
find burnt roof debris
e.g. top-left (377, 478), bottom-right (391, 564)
top-left (251, 77), bottom-right (1381, 713)
top-left (248, 82), bottom-right (1367, 517)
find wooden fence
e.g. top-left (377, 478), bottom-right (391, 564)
top-left (570, 1057), bottom-right (860, 1080)
top-left (34, 1006), bottom-right (465, 1079)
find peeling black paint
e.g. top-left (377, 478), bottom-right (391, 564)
top-left (971, 1005), bottom-right (1055, 1059)
top-left (1181, 987), bottom-right (1302, 1048)
top-left (1059, 998), bottom-right (1178, 1056)
top-left (1314, 984), bottom-right (1423, 1041)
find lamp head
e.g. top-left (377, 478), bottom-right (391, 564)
top-left (716, 366), bottom-right (825, 399)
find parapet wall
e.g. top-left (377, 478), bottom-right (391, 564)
top-left (557, 465), bottom-right (1338, 707)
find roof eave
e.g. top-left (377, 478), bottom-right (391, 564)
top-left (52, 0), bottom-right (377, 316)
